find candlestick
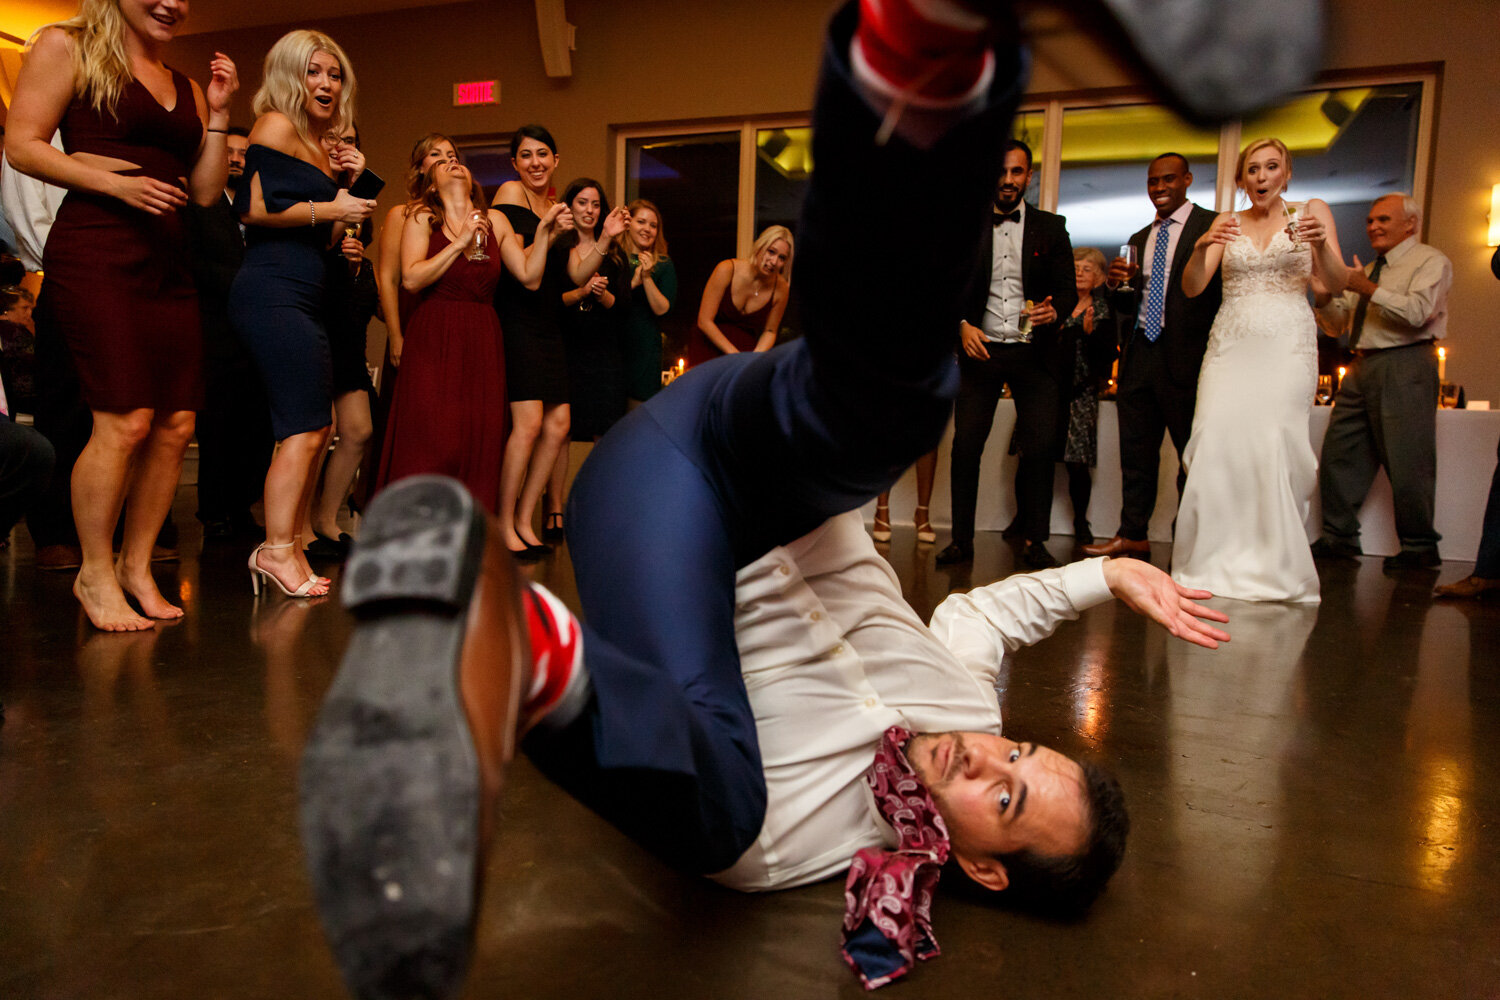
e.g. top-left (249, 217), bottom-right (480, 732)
top-left (1337, 366), bottom-right (1346, 391)
top-left (1437, 346), bottom-right (1446, 383)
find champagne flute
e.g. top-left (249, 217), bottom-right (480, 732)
top-left (467, 209), bottom-right (490, 262)
top-left (1118, 244), bottom-right (1138, 292)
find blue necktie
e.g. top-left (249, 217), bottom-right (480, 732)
top-left (1142, 218), bottom-right (1172, 343)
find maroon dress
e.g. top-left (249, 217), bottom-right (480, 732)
top-left (374, 229), bottom-right (508, 513)
top-left (686, 280), bottom-right (779, 368)
top-left (40, 70), bottom-right (204, 411)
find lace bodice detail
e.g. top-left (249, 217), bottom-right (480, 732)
top-left (1221, 225), bottom-right (1312, 299)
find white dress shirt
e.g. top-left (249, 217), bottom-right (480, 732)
top-left (981, 201), bottom-right (1028, 343)
top-left (1317, 235), bottom-right (1451, 350)
top-left (0, 132), bottom-right (67, 273)
top-left (710, 510), bottom-right (1113, 891)
top-left (1136, 200), bottom-right (1195, 331)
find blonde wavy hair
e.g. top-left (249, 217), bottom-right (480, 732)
top-left (41, 0), bottom-right (138, 118)
top-left (253, 30), bottom-right (356, 147)
top-left (749, 225), bottom-right (795, 282)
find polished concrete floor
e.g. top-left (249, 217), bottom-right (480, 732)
top-left (3, 493), bottom-right (1498, 1000)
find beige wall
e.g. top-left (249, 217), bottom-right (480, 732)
top-left (167, 0), bottom-right (1500, 399)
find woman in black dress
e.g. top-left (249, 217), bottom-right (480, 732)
top-left (6, 0), bottom-right (237, 630)
top-left (541, 177), bottom-right (629, 539)
top-left (231, 30), bottom-right (376, 599)
top-left (490, 126), bottom-right (609, 556)
top-left (1057, 247), bottom-right (1118, 544)
top-left (308, 124), bottom-right (379, 560)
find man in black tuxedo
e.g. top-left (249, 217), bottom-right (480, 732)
top-left (186, 126), bottom-right (273, 541)
top-left (938, 139), bottom-right (1076, 570)
top-left (1084, 153), bottom-right (1221, 559)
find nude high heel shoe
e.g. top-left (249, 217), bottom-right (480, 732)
top-left (249, 541), bottom-right (329, 598)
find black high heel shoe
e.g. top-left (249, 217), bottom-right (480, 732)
top-left (541, 512), bottom-right (565, 544)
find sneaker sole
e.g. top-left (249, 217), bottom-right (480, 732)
top-left (299, 476), bottom-right (487, 1000)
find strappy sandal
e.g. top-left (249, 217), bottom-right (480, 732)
top-left (872, 501), bottom-right (892, 543)
top-left (914, 505), bottom-right (936, 545)
top-left (249, 541), bottom-right (329, 598)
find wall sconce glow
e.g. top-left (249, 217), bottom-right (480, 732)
top-left (1490, 184), bottom-right (1500, 247)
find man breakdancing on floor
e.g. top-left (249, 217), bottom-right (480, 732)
top-left (296, 0), bottom-right (1331, 993)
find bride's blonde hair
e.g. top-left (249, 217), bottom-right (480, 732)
top-left (253, 30), bottom-right (357, 147)
top-left (39, 0), bottom-right (139, 118)
top-left (1235, 137), bottom-right (1292, 191)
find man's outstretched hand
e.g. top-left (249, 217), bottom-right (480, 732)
top-left (1100, 557), bottom-right (1230, 649)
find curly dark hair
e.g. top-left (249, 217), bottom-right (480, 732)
top-left (942, 759), bottom-right (1129, 918)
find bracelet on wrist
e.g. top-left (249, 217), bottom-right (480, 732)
top-left (206, 128), bottom-right (228, 134)
top-left (309, 200), bottom-right (317, 227)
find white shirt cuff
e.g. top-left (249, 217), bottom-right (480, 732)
top-left (1059, 556), bottom-right (1113, 611)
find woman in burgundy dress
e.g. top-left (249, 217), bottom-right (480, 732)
top-left (688, 224), bottom-right (793, 368)
top-left (5, 0), bottom-right (237, 630)
top-left (375, 157), bottom-right (567, 512)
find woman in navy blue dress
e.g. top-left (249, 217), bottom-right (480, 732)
top-left (230, 29), bottom-right (376, 598)
top-left (6, 0), bottom-right (237, 631)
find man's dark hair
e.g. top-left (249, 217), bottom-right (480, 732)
top-left (942, 760), bottom-right (1129, 918)
top-left (1002, 138), bottom-right (1033, 170)
top-left (227, 125), bottom-right (250, 139)
top-left (1151, 151), bottom-right (1191, 173)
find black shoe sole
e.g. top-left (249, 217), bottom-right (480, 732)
top-left (299, 475), bottom-right (487, 1000)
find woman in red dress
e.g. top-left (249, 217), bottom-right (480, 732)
top-left (6, 0), bottom-right (237, 630)
top-left (689, 224), bottom-right (793, 367)
top-left (375, 155), bottom-right (568, 511)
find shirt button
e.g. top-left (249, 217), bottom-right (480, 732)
top-left (809, 610), bottom-right (823, 622)
top-left (777, 564), bottom-right (791, 576)
top-left (833, 643), bottom-right (846, 656)
top-left (863, 697), bottom-right (877, 709)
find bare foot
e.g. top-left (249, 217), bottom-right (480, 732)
top-left (115, 561), bottom-right (185, 620)
top-left (256, 545), bottom-right (329, 597)
top-left (74, 570), bottom-right (154, 632)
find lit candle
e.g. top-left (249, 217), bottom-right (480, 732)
top-left (1337, 366), bottom-right (1346, 391)
top-left (1437, 346), bottom-right (1446, 383)
top-left (677, 357), bottom-right (686, 375)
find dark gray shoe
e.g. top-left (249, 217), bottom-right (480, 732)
top-left (1310, 536), bottom-right (1362, 560)
top-left (1091, 0), bottom-right (1324, 122)
top-left (1383, 549), bottom-right (1442, 571)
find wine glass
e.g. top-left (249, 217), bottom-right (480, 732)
top-left (1118, 244), bottom-right (1138, 292)
top-left (467, 210), bottom-right (489, 262)
top-left (1315, 374), bottom-right (1333, 405)
top-left (1282, 200), bottom-right (1308, 251)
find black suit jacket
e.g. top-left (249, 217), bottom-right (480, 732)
top-left (185, 193), bottom-right (247, 363)
top-left (963, 204), bottom-right (1077, 380)
top-left (1111, 202), bottom-right (1221, 385)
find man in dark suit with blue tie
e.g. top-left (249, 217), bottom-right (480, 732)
top-left (938, 140), bottom-right (1076, 570)
top-left (1084, 153), bottom-right (1221, 559)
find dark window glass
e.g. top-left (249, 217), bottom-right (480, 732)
top-left (625, 131), bottom-right (740, 361)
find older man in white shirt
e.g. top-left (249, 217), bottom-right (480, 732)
top-left (1312, 193), bottom-right (1452, 569)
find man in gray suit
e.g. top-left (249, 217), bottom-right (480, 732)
top-left (1084, 154), bottom-right (1221, 559)
top-left (1311, 193), bottom-right (1450, 570)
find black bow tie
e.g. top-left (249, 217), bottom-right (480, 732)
top-left (993, 209), bottom-right (1021, 226)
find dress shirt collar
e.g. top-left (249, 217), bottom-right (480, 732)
top-left (1156, 199), bottom-right (1194, 230)
top-left (1380, 234), bottom-right (1420, 268)
top-left (994, 200), bottom-right (1026, 229)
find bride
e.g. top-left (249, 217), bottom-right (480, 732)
top-left (1172, 137), bottom-right (1346, 603)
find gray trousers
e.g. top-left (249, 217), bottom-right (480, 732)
top-left (1317, 342), bottom-right (1440, 553)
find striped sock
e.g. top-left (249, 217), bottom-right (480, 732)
top-left (521, 583), bottom-right (590, 731)
top-left (852, 0), bottom-right (995, 106)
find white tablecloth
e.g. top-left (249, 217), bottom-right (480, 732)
top-left (869, 401), bottom-right (1500, 562)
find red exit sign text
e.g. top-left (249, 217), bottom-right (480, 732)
top-left (453, 80), bottom-right (499, 107)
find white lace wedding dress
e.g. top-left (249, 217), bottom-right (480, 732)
top-left (1171, 220), bottom-right (1320, 603)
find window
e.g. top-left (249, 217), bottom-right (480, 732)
top-left (1239, 82), bottom-right (1426, 263)
top-left (1056, 103), bottom-right (1221, 253)
top-left (621, 131), bottom-right (741, 357)
top-left (453, 134), bottom-right (519, 198)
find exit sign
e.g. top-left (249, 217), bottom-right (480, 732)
top-left (453, 80), bottom-right (499, 107)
